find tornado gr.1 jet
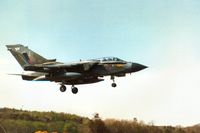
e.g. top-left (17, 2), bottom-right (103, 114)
top-left (6, 44), bottom-right (147, 94)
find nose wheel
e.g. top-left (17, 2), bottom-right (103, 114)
top-left (111, 83), bottom-right (117, 87)
top-left (111, 76), bottom-right (117, 87)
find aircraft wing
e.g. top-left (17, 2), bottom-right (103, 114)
top-left (7, 72), bottom-right (48, 81)
top-left (24, 60), bottom-right (100, 72)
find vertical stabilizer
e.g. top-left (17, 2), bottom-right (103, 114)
top-left (6, 44), bottom-right (48, 68)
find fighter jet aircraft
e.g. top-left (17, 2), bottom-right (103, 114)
top-left (6, 44), bottom-right (147, 94)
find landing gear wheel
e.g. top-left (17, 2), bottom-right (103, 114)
top-left (111, 83), bottom-right (117, 87)
top-left (72, 87), bottom-right (78, 94)
top-left (111, 76), bottom-right (117, 87)
top-left (60, 85), bottom-right (66, 92)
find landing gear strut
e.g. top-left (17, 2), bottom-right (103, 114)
top-left (111, 76), bottom-right (117, 87)
top-left (60, 85), bottom-right (66, 92)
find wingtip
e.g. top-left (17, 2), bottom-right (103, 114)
top-left (6, 73), bottom-right (23, 76)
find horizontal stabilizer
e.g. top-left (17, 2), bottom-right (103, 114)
top-left (47, 59), bottom-right (56, 62)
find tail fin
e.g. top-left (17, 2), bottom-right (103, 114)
top-left (6, 44), bottom-right (50, 68)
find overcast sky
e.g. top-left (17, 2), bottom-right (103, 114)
top-left (1, 0), bottom-right (200, 126)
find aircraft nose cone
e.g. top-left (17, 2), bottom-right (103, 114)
top-left (131, 63), bottom-right (147, 72)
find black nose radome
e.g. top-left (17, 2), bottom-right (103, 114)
top-left (131, 63), bottom-right (148, 72)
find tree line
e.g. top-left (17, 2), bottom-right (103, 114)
top-left (0, 108), bottom-right (199, 133)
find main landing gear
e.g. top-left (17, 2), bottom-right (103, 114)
top-left (71, 85), bottom-right (78, 94)
top-left (60, 85), bottom-right (66, 92)
top-left (59, 84), bottom-right (78, 94)
top-left (111, 76), bottom-right (117, 87)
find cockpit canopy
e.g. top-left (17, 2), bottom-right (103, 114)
top-left (101, 57), bottom-right (124, 62)
top-left (92, 57), bottom-right (126, 63)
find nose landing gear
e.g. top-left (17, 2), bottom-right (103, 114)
top-left (111, 76), bottom-right (117, 87)
top-left (111, 82), bottom-right (117, 87)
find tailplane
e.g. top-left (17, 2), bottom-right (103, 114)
top-left (6, 44), bottom-right (52, 69)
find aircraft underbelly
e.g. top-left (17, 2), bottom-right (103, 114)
top-left (63, 78), bottom-right (104, 85)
